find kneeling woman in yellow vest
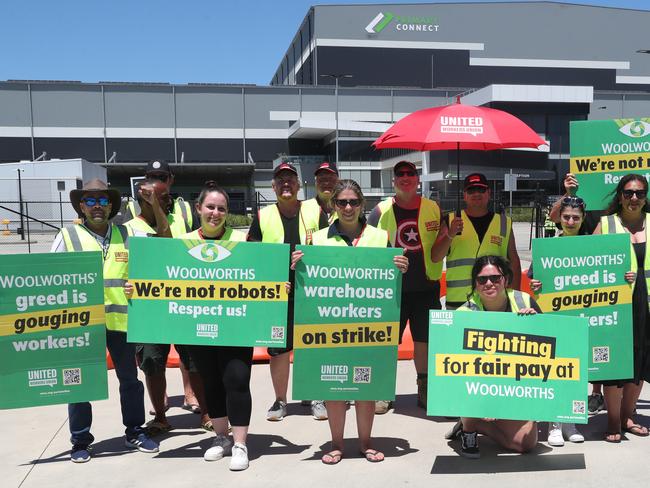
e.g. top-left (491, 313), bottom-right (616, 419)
top-left (291, 179), bottom-right (408, 464)
top-left (139, 181), bottom-right (251, 469)
top-left (451, 255), bottom-right (540, 459)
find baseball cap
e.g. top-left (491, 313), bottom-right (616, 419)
top-left (145, 160), bottom-right (172, 176)
top-left (464, 173), bottom-right (488, 190)
top-left (273, 162), bottom-right (298, 177)
top-left (393, 160), bottom-right (417, 175)
top-left (315, 161), bottom-right (338, 176)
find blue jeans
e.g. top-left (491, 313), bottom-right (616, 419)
top-left (68, 329), bottom-right (145, 446)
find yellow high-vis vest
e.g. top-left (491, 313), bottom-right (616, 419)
top-left (458, 289), bottom-right (531, 312)
top-left (258, 202), bottom-right (322, 244)
top-left (179, 227), bottom-right (247, 242)
top-left (601, 214), bottom-right (650, 311)
top-left (446, 211), bottom-right (511, 303)
top-left (374, 197), bottom-right (442, 280)
top-left (311, 223), bottom-right (388, 247)
top-left (303, 197), bottom-right (336, 224)
top-left (124, 197), bottom-right (192, 235)
top-left (60, 224), bottom-right (133, 332)
top-left (123, 213), bottom-right (186, 238)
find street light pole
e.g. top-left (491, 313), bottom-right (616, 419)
top-left (17, 168), bottom-right (25, 241)
top-left (320, 74), bottom-right (352, 164)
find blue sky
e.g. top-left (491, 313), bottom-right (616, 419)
top-left (0, 0), bottom-right (647, 85)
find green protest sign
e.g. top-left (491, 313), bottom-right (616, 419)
top-left (532, 234), bottom-right (633, 381)
top-left (128, 237), bottom-right (289, 347)
top-left (292, 245), bottom-right (402, 401)
top-left (428, 310), bottom-right (588, 424)
top-left (570, 118), bottom-right (650, 210)
top-left (0, 252), bottom-right (107, 409)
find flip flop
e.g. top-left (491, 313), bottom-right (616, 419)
top-left (148, 404), bottom-right (170, 416)
top-left (182, 403), bottom-right (201, 414)
top-left (623, 424), bottom-right (649, 437)
top-left (605, 431), bottom-right (622, 443)
top-left (360, 448), bottom-right (384, 463)
top-left (321, 450), bottom-right (343, 465)
top-left (145, 419), bottom-right (173, 436)
top-left (201, 420), bottom-right (214, 432)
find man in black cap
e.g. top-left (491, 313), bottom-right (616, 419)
top-left (247, 162), bottom-right (328, 421)
top-left (50, 179), bottom-right (159, 462)
top-left (303, 161), bottom-right (339, 223)
top-left (432, 172), bottom-right (521, 309)
top-left (368, 160), bottom-right (443, 412)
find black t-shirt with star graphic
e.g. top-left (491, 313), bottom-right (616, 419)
top-left (368, 203), bottom-right (434, 293)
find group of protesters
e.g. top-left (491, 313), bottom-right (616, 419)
top-left (50, 156), bottom-right (649, 469)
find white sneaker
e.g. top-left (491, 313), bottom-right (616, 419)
top-left (548, 423), bottom-right (564, 447)
top-left (311, 400), bottom-right (328, 420)
top-left (230, 443), bottom-right (249, 471)
top-left (562, 423), bottom-right (585, 443)
top-left (204, 434), bottom-right (233, 461)
top-left (266, 400), bottom-right (287, 421)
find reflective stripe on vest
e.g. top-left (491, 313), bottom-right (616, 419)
top-left (458, 289), bottom-right (531, 312)
top-left (124, 213), bottom-right (186, 238)
top-left (311, 224), bottom-right (388, 247)
top-left (173, 198), bottom-right (192, 234)
top-left (446, 210), bottom-right (511, 303)
top-left (601, 214), bottom-right (650, 311)
top-left (258, 202), bottom-right (322, 244)
top-left (375, 197), bottom-right (442, 280)
top-left (60, 224), bottom-right (131, 332)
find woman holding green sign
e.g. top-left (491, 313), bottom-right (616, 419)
top-left (593, 173), bottom-right (650, 443)
top-left (291, 179), bottom-right (409, 465)
top-left (529, 197), bottom-right (586, 446)
top-left (181, 181), bottom-right (252, 470)
top-left (448, 255), bottom-right (540, 459)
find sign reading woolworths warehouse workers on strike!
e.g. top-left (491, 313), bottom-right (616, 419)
top-left (570, 118), bottom-right (650, 210)
top-left (128, 237), bottom-right (289, 347)
top-left (292, 246), bottom-right (402, 401)
top-left (0, 252), bottom-right (107, 409)
top-left (428, 311), bottom-right (588, 424)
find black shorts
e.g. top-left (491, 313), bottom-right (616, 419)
top-left (268, 299), bottom-right (294, 357)
top-left (136, 343), bottom-right (198, 376)
top-left (399, 283), bottom-right (441, 343)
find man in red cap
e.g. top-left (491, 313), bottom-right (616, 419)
top-left (368, 160), bottom-right (443, 412)
top-left (247, 162), bottom-right (328, 421)
top-left (302, 161), bottom-right (339, 223)
top-left (432, 172), bottom-right (521, 310)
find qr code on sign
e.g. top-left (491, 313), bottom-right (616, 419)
top-left (573, 400), bottom-right (586, 415)
top-left (271, 327), bottom-right (285, 340)
top-left (63, 368), bottom-right (82, 386)
top-left (593, 346), bottom-right (610, 363)
top-left (353, 367), bottom-right (371, 384)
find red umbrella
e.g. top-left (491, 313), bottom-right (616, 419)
top-left (373, 97), bottom-right (546, 209)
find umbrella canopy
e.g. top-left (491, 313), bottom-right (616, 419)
top-left (373, 98), bottom-right (546, 151)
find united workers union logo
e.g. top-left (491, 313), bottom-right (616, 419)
top-left (440, 116), bottom-right (484, 137)
top-left (617, 119), bottom-right (650, 138)
top-left (187, 243), bottom-right (232, 263)
top-left (365, 11), bottom-right (439, 34)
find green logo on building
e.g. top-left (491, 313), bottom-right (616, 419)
top-left (365, 12), bottom-right (394, 33)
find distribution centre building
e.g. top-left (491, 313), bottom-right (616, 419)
top-left (1, 1), bottom-right (650, 210)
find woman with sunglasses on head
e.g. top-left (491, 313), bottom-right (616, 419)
top-left (592, 173), bottom-right (650, 443)
top-left (447, 255), bottom-right (540, 459)
top-left (179, 181), bottom-right (253, 470)
top-left (529, 197), bottom-right (586, 446)
top-left (291, 179), bottom-right (409, 465)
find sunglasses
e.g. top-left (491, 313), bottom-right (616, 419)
top-left (562, 196), bottom-right (585, 207)
top-left (395, 170), bottom-right (417, 177)
top-left (466, 187), bottom-right (487, 194)
top-left (622, 189), bottom-right (647, 199)
top-left (476, 274), bottom-right (504, 285)
top-left (81, 197), bottom-right (110, 207)
top-left (334, 198), bottom-right (362, 208)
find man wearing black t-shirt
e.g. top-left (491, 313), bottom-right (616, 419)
top-left (368, 161), bottom-right (443, 411)
top-left (247, 162), bottom-right (328, 422)
top-left (432, 173), bottom-right (521, 309)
